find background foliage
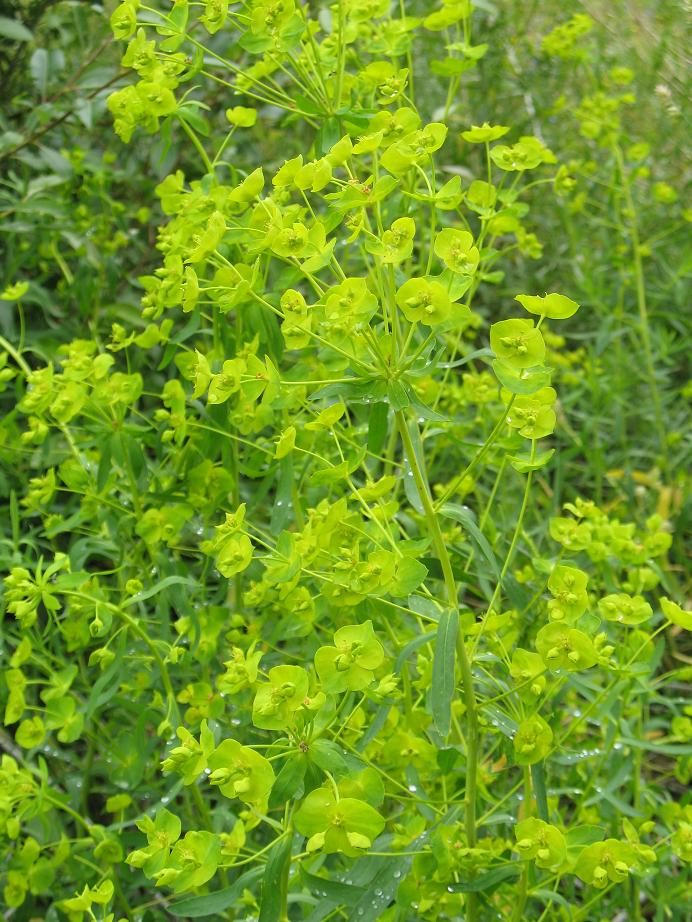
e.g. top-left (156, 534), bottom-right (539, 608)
top-left (0, 1), bottom-right (690, 921)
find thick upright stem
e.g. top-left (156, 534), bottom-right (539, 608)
top-left (613, 144), bottom-right (666, 468)
top-left (395, 413), bottom-right (479, 857)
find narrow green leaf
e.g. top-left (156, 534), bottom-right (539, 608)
top-left (97, 437), bottom-right (112, 492)
top-left (122, 576), bottom-right (196, 607)
top-left (531, 762), bottom-right (549, 821)
top-left (440, 503), bottom-right (500, 579)
top-left (309, 738), bottom-right (349, 777)
top-left (431, 608), bottom-right (458, 736)
top-left (618, 737), bottom-right (692, 756)
top-left (300, 868), bottom-right (366, 906)
top-left (258, 835), bottom-right (292, 922)
top-left (492, 360), bottom-right (552, 395)
top-left (85, 634), bottom-right (126, 720)
top-left (170, 868), bottom-right (263, 917)
top-left (447, 864), bottom-right (520, 892)
top-left (510, 448), bottom-right (554, 473)
top-left (367, 401), bottom-right (388, 454)
top-left (270, 457), bottom-right (294, 533)
top-left (0, 15), bottom-right (33, 41)
top-left (386, 379), bottom-right (410, 411)
top-left (268, 754), bottom-right (306, 809)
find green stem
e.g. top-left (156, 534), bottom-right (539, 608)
top-left (179, 117), bottom-right (214, 174)
top-left (531, 762), bottom-right (549, 822)
top-left (613, 143), bottom-right (666, 467)
top-left (512, 767), bottom-right (533, 922)
top-left (434, 399), bottom-right (514, 510)
top-left (0, 333), bottom-right (31, 376)
top-left (471, 442), bottom-right (536, 656)
top-left (395, 413), bottom-right (479, 875)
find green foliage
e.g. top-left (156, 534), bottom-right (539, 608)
top-left (0, 1), bottom-right (689, 921)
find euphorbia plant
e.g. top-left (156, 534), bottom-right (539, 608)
top-left (0, 2), bottom-right (689, 921)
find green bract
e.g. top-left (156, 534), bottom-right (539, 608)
top-left (154, 831), bottom-right (221, 892)
top-left (661, 597), bottom-right (692, 630)
top-left (434, 228), bottom-right (480, 275)
top-left (598, 593), bottom-right (653, 625)
top-left (536, 623), bottom-right (598, 671)
top-left (515, 292), bottom-right (580, 319)
top-left (461, 122), bottom-right (510, 143)
top-left (161, 721), bottom-right (215, 784)
top-left (490, 318), bottom-right (546, 369)
top-left (547, 564), bottom-right (589, 622)
top-left (574, 839), bottom-right (637, 889)
top-left (395, 278), bottom-right (452, 325)
top-left (294, 787), bottom-right (385, 856)
top-left (314, 621), bottom-right (385, 693)
top-left (513, 715), bottom-right (553, 764)
top-left (506, 387), bottom-right (558, 439)
top-left (208, 739), bottom-right (275, 808)
top-left (252, 665), bottom-right (310, 730)
top-left (510, 649), bottom-right (547, 699)
top-left (515, 818), bottom-right (567, 870)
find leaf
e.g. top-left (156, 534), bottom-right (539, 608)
top-left (122, 576), bottom-right (196, 608)
top-left (565, 824), bottom-right (604, 861)
top-left (258, 834), bottom-right (292, 922)
top-left (311, 377), bottom-right (387, 404)
top-left (314, 116), bottom-right (340, 157)
top-left (447, 864), bottom-right (520, 892)
top-left (617, 737), bottom-right (692, 756)
top-left (531, 888), bottom-right (573, 911)
top-left (0, 15), bottom-right (33, 41)
top-left (345, 857), bottom-right (406, 921)
top-left (270, 457), bottom-right (294, 533)
top-left (493, 360), bottom-right (552, 395)
top-left (431, 608), bottom-right (458, 736)
top-left (440, 503), bottom-right (500, 580)
top-left (97, 437), bottom-right (113, 492)
top-left (176, 106), bottom-right (210, 138)
top-left (367, 401), bottom-right (388, 454)
top-left (531, 762), bottom-right (549, 821)
top-left (309, 738), bottom-right (349, 777)
top-left (386, 379), bottom-right (410, 411)
top-left (440, 347), bottom-right (494, 369)
top-left (300, 868), bottom-right (366, 906)
top-left (170, 867), bottom-right (264, 917)
top-left (346, 825), bottom-right (438, 921)
top-left (268, 754), bottom-right (306, 809)
top-left (510, 449), bottom-right (555, 472)
top-left (409, 397), bottom-right (451, 421)
top-left (84, 634), bottom-right (126, 720)
top-left (29, 48), bottom-right (48, 95)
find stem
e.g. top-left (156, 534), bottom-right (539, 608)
top-left (471, 442), bottom-right (536, 656)
top-left (395, 413), bottom-right (480, 879)
top-left (434, 399), bottom-right (514, 510)
top-left (613, 143), bottom-right (666, 467)
top-left (512, 768), bottom-right (532, 922)
top-left (531, 762), bottom-right (549, 822)
top-left (179, 117), bottom-right (214, 174)
top-left (0, 334), bottom-right (31, 376)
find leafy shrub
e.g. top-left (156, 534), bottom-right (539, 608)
top-left (0, 2), bottom-right (690, 921)
top-left (0, 0), bottom-right (161, 345)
